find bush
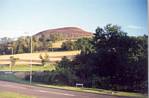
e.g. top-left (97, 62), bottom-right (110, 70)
top-left (61, 40), bottom-right (75, 50)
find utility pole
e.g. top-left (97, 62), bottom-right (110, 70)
top-left (8, 43), bottom-right (14, 72)
top-left (30, 34), bottom-right (33, 85)
top-left (11, 47), bottom-right (13, 55)
top-left (24, 32), bottom-right (33, 84)
top-left (10, 47), bottom-right (13, 72)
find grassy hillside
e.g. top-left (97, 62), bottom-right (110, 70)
top-left (0, 50), bottom-right (80, 65)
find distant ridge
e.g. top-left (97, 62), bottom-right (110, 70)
top-left (34, 27), bottom-right (93, 39)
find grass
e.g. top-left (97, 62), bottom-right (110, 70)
top-left (0, 50), bottom-right (80, 59)
top-left (52, 40), bottom-right (66, 48)
top-left (0, 92), bottom-right (36, 98)
top-left (0, 50), bottom-right (80, 64)
top-left (0, 74), bottom-right (147, 98)
top-left (0, 64), bottom-right (55, 71)
top-left (35, 84), bottom-right (147, 98)
top-left (52, 40), bottom-right (76, 48)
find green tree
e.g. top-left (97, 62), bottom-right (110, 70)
top-left (50, 33), bottom-right (63, 42)
top-left (55, 56), bottom-right (77, 85)
top-left (9, 56), bottom-right (19, 71)
top-left (39, 53), bottom-right (50, 66)
top-left (61, 40), bottom-right (75, 50)
top-left (73, 24), bottom-right (147, 92)
top-left (75, 38), bottom-right (94, 54)
top-left (39, 35), bottom-right (49, 51)
top-left (0, 37), bottom-right (13, 55)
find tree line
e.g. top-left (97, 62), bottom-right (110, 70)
top-left (0, 33), bottom-right (93, 54)
top-left (0, 34), bottom-right (64, 54)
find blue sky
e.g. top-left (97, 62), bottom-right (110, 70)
top-left (0, 0), bottom-right (147, 38)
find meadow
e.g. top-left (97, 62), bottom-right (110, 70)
top-left (0, 50), bottom-right (80, 65)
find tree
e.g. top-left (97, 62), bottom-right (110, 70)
top-left (75, 38), bottom-right (94, 54)
top-left (32, 36), bottom-right (39, 52)
top-left (55, 56), bottom-right (77, 85)
top-left (10, 56), bottom-right (19, 71)
top-left (72, 24), bottom-right (147, 92)
top-left (57, 56), bottom-right (72, 69)
top-left (92, 24), bottom-right (129, 76)
top-left (39, 35), bottom-right (49, 51)
top-left (11, 36), bottom-right (31, 54)
top-left (0, 37), bottom-right (13, 55)
top-left (0, 37), bottom-right (12, 44)
top-left (48, 41), bottom-right (53, 51)
top-left (61, 40), bottom-right (75, 50)
top-left (39, 53), bottom-right (50, 66)
top-left (50, 33), bottom-right (63, 42)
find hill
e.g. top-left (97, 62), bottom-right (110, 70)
top-left (34, 27), bottom-right (93, 40)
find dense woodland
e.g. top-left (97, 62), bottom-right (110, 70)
top-left (0, 24), bottom-right (148, 93)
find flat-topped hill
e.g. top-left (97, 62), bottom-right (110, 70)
top-left (34, 27), bottom-right (93, 39)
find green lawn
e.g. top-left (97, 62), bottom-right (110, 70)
top-left (0, 73), bottom-right (147, 98)
top-left (36, 84), bottom-right (147, 98)
top-left (0, 92), bottom-right (36, 98)
top-left (0, 64), bottom-right (55, 71)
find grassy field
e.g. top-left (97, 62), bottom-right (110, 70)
top-left (0, 50), bottom-right (79, 71)
top-left (0, 92), bottom-right (36, 98)
top-left (52, 40), bottom-right (75, 48)
top-left (0, 50), bottom-right (80, 64)
top-left (52, 40), bottom-right (66, 48)
top-left (0, 64), bottom-right (55, 71)
top-left (0, 74), bottom-right (147, 98)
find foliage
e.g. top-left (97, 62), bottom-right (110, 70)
top-left (59, 24), bottom-right (148, 93)
top-left (50, 33), bottom-right (64, 42)
top-left (38, 35), bottom-right (49, 51)
top-left (10, 56), bottom-right (19, 68)
top-left (0, 37), bottom-right (14, 54)
top-left (39, 53), bottom-right (50, 66)
top-left (61, 40), bottom-right (75, 50)
top-left (61, 38), bottom-right (94, 54)
top-left (75, 38), bottom-right (94, 54)
top-left (74, 24), bottom-right (148, 93)
top-left (0, 33), bottom-right (64, 54)
top-left (27, 57), bottom-right (77, 85)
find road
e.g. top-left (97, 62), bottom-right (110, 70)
top-left (0, 81), bottom-right (131, 98)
